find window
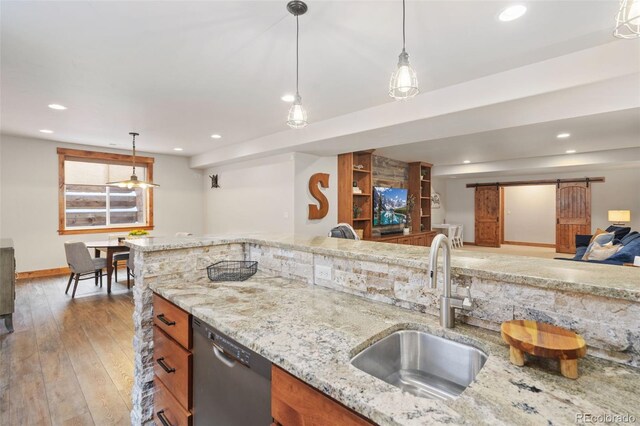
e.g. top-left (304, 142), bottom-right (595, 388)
top-left (57, 148), bottom-right (154, 235)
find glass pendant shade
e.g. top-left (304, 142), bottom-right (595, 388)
top-left (287, 93), bottom-right (308, 129)
top-left (614, 0), bottom-right (640, 38)
top-left (389, 50), bottom-right (419, 100)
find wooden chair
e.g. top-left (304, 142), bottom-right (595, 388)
top-left (64, 242), bottom-right (107, 298)
top-left (126, 249), bottom-right (135, 289)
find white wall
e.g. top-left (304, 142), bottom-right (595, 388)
top-left (504, 185), bottom-right (556, 244)
top-left (445, 168), bottom-right (640, 243)
top-left (430, 177), bottom-right (447, 225)
top-left (0, 134), bottom-right (205, 272)
top-left (294, 153), bottom-right (338, 236)
top-left (203, 152), bottom-right (338, 237)
top-left (204, 154), bottom-right (296, 235)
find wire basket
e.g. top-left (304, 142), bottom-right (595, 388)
top-left (207, 261), bottom-right (258, 282)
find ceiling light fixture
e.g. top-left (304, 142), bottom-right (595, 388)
top-left (210, 134), bottom-right (222, 139)
top-left (286, 1), bottom-right (309, 129)
top-left (463, 160), bottom-right (471, 164)
top-left (566, 150), bottom-right (577, 154)
top-left (389, 0), bottom-right (419, 100)
top-left (614, 0), bottom-right (640, 38)
top-left (106, 132), bottom-right (159, 189)
top-left (39, 129), bottom-right (54, 134)
top-left (281, 94), bottom-right (295, 102)
top-left (498, 5), bottom-right (527, 22)
top-left (48, 104), bottom-right (67, 110)
top-left (173, 148), bottom-right (184, 151)
top-left (557, 132), bottom-right (571, 139)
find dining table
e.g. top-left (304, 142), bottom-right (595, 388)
top-left (86, 240), bottom-right (130, 294)
top-left (431, 223), bottom-right (460, 239)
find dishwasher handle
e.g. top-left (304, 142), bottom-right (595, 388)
top-left (212, 343), bottom-right (237, 368)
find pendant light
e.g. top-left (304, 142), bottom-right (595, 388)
top-left (389, 0), bottom-right (419, 100)
top-left (286, 1), bottom-right (308, 129)
top-left (614, 0), bottom-right (640, 39)
top-left (106, 132), bottom-right (159, 189)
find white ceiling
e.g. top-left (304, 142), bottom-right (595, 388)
top-left (375, 108), bottom-right (640, 166)
top-left (0, 0), bottom-right (624, 156)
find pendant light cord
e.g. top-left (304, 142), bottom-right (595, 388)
top-left (131, 134), bottom-right (136, 176)
top-left (402, 0), bottom-right (406, 51)
top-left (296, 15), bottom-right (300, 94)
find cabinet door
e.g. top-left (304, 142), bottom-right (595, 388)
top-left (272, 367), bottom-right (372, 426)
top-left (413, 235), bottom-right (427, 246)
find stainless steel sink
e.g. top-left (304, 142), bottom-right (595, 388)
top-left (351, 330), bottom-right (487, 400)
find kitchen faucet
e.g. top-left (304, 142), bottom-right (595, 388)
top-left (427, 234), bottom-right (472, 328)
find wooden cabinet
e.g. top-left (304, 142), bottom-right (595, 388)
top-left (272, 366), bottom-right (372, 426)
top-left (154, 293), bottom-right (192, 349)
top-left (371, 231), bottom-right (436, 247)
top-left (153, 294), bottom-right (192, 425)
top-left (338, 151), bottom-right (374, 239)
top-left (0, 239), bottom-right (15, 332)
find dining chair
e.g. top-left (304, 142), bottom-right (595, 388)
top-left (452, 225), bottom-right (464, 248)
top-left (112, 252), bottom-right (130, 283)
top-left (64, 242), bottom-right (108, 298)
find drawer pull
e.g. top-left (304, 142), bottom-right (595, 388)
top-left (156, 357), bottom-right (176, 374)
top-left (157, 314), bottom-right (176, 326)
top-left (157, 410), bottom-right (173, 426)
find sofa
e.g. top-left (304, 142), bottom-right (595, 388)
top-left (556, 225), bottom-right (640, 266)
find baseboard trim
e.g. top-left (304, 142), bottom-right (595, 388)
top-left (17, 265), bottom-right (127, 280)
top-left (17, 267), bottom-right (71, 280)
top-left (503, 241), bottom-right (556, 248)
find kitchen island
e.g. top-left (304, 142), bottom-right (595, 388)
top-left (127, 235), bottom-right (640, 425)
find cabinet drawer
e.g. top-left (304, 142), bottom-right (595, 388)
top-left (154, 325), bottom-right (192, 410)
top-left (272, 366), bottom-right (372, 426)
top-left (413, 235), bottom-right (427, 246)
top-left (154, 294), bottom-right (191, 349)
top-left (398, 237), bottom-right (412, 245)
top-left (154, 378), bottom-right (192, 426)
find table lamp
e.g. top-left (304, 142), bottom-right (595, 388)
top-left (608, 210), bottom-right (631, 226)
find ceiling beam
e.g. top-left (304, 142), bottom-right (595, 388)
top-left (191, 41), bottom-right (640, 168)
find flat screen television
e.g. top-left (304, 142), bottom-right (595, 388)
top-left (373, 187), bottom-right (409, 226)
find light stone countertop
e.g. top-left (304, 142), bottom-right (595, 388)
top-left (150, 273), bottom-right (640, 426)
top-left (129, 234), bottom-right (640, 302)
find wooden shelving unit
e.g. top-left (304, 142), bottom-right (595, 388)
top-left (338, 151), bottom-right (374, 239)
top-left (408, 162), bottom-right (433, 234)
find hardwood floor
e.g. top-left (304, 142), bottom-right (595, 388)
top-left (0, 274), bottom-right (134, 425)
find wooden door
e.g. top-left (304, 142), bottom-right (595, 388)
top-left (475, 186), bottom-right (501, 247)
top-left (556, 183), bottom-right (591, 253)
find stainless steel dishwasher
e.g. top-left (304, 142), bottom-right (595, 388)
top-left (192, 317), bottom-right (272, 426)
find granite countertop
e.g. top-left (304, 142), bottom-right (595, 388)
top-left (129, 234), bottom-right (640, 302)
top-left (151, 273), bottom-right (640, 426)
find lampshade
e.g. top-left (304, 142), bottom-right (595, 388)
top-left (608, 210), bottom-right (631, 223)
top-left (389, 50), bottom-right (419, 100)
top-left (287, 93), bottom-right (308, 129)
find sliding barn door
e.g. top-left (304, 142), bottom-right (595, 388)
top-left (556, 182), bottom-right (591, 254)
top-left (475, 186), bottom-right (501, 247)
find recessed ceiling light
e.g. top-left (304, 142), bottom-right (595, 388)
top-left (281, 94), bottom-right (295, 102)
top-left (48, 104), bottom-right (67, 110)
top-left (566, 149), bottom-right (576, 154)
top-left (39, 129), bottom-right (54, 134)
top-left (173, 147), bottom-right (184, 151)
top-left (498, 5), bottom-right (527, 22)
top-left (109, 143), bottom-right (117, 146)
top-left (463, 160), bottom-right (471, 164)
top-left (210, 134), bottom-right (222, 139)
top-left (557, 132), bottom-right (571, 139)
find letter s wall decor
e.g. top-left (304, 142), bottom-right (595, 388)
top-left (308, 173), bottom-right (329, 220)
